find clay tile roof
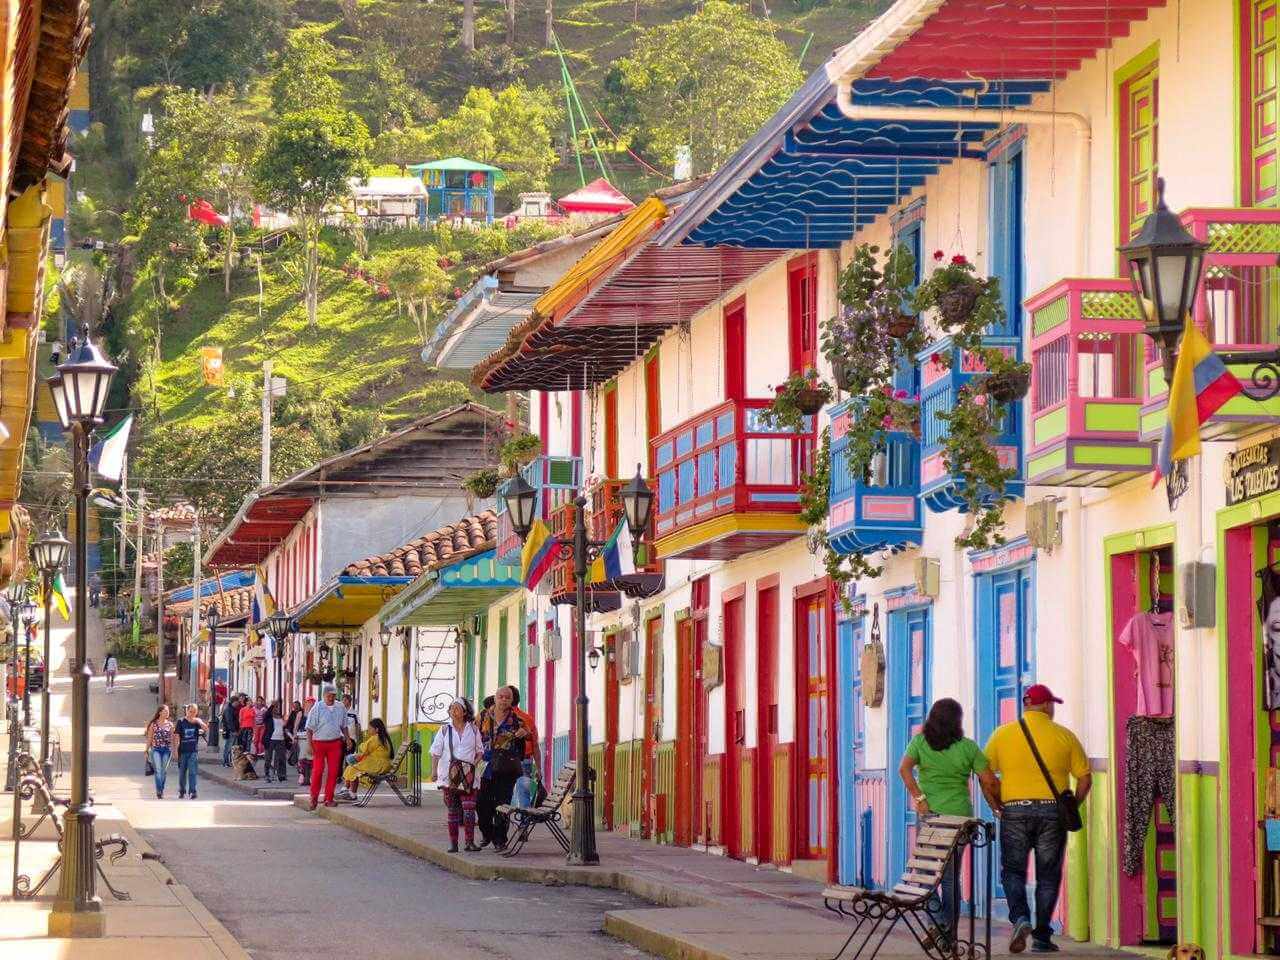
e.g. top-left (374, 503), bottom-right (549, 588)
top-left (168, 585), bottom-right (253, 619)
top-left (343, 511), bottom-right (497, 579)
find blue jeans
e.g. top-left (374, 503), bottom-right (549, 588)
top-left (178, 752), bottom-right (199, 795)
top-left (151, 747), bottom-right (171, 794)
top-left (512, 759), bottom-right (537, 808)
top-left (222, 733), bottom-right (234, 766)
top-left (930, 855), bottom-right (961, 935)
top-left (1000, 803), bottom-right (1066, 943)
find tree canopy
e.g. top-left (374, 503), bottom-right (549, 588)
top-left (606, 0), bottom-right (804, 175)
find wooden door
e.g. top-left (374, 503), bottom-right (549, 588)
top-left (795, 587), bottom-right (834, 861)
top-left (525, 620), bottom-right (538, 747)
top-left (675, 615), bottom-right (696, 846)
top-left (788, 253), bottom-right (819, 374)
top-left (641, 615), bottom-right (661, 838)
top-left (604, 637), bottom-right (621, 829)
top-left (724, 593), bottom-right (747, 860)
top-left (645, 350), bottom-right (661, 472)
top-left (756, 584), bottom-right (780, 863)
top-left (836, 611), bottom-right (866, 884)
top-left (543, 618), bottom-right (556, 782)
top-left (724, 300), bottom-right (746, 402)
top-left (1244, 0), bottom-right (1280, 206)
top-left (1119, 57), bottom-right (1159, 244)
top-left (604, 384), bottom-right (619, 479)
top-left (887, 606), bottom-right (932, 883)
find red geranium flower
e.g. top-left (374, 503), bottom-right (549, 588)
top-left (933, 250), bottom-right (944, 261)
top-left (951, 254), bottom-right (968, 265)
top-left (931, 352), bottom-right (943, 366)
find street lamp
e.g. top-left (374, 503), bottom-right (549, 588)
top-left (266, 610), bottom-right (292, 705)
top-left (205, 606), bottom-right (221, 750)
top-left (32, 529), bottom-right (69, 789)
top-left (5, 579), bottom-right (29, 722)
top-left (46, 327), bottom-right (117, 938)
top-left (1119, 177), bottom-right (1208, 384)
top-left (508, 463), bottom-right (654, 866)
top-left (19, 599), bottom-right (36, 727)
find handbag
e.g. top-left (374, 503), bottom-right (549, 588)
top-left (145, 750), bottom-right (155, 777)
top-left (1018, 718), bottom-right (1084, 832)
top-left (446, 726), bottom-right (476, 791)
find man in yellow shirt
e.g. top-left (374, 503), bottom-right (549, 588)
top-left (984, 685), bottom-right (1091, 955)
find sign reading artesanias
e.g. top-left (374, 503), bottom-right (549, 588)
top-left (1226, 439), bottom-right (1280, 505)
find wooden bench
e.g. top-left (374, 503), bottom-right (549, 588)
top-left (821, 815), bottom-right (992, 960)
top-left (12, 769), bottom-right (131, 902)
top-left (353, 739), bottom-right (421, 808)
top-left (496, 763), bottom-right (575, 858)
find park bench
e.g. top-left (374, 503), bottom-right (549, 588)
top-left (821, 814), bottom-right (993, 960)
top-left (10, 752), bottom-right (131, 902)
top-left (353, 738), bottom-right (421, 808)
top-left (496, 762), bottom-right (575, 858)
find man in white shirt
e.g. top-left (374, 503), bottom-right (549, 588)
top-left (306, 686), bottom-right (348, 810)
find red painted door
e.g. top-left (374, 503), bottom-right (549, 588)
top-left (641, 616), bottom-right (661, 838)
top-left (525, 621), bottom-right (538, 733)
top-left (795, 589), bottom-right (834, 862)
top-left (724, 300), bottom-right (746, 402)
top-left (788, 253), bottom-right (819, 374)
top-left (604, 386), bottom-right (619, 479)
top-left (645, 350), bottom-right (661, 472)
top-left (692, 576), bottom-right (711, 843)
top-left (756, 585), bottom-right (780, 863)
top-left (543, 620), bottom-right (556, 782)
top-left (675, 616), bottom-right (696, 846)
top-left (724, 594), bottom-right (747, 859)
top-left (604, 639), bottom-right (620, 829)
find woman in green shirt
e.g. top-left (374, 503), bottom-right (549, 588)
top-left (899, 697), bottom-right (1002, 942)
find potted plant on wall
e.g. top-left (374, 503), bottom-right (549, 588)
top-left (499, 432), bottom-right (541, 474)
top-left (462, 467), bottom-right (500, 500)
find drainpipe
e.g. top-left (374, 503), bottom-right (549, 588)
top-left (832, 79), bottom-right (1093, 276)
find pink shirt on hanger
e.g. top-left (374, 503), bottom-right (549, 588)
top-left (1118, 611), bottom-right (1174, 717)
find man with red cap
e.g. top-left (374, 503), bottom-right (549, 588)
top-left (984, 684), bottom-right (1091, 954)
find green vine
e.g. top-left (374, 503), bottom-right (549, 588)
top-left (759, 369), bottom-right (832, 433)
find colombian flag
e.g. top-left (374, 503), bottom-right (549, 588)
top-left (520, 519), bottom-right (557, 590)
top-left (1152, 321), bottom-right (1243, 486)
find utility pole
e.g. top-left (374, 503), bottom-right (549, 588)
top-left (191, 518), bottom-right (201, 716)
top-left (154, 519), bottom-right (165, 709)
top-left (118, 452), bottom-right (128, 572)
top-left (261, 359), bottom-right (272, 487)
top-left (132, 488), bottom-right (145, 611)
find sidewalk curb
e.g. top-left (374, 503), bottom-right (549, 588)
top-left (196, 757), bottom-right (298, 800)
top-left (603, 910), bottom-right (725, 960)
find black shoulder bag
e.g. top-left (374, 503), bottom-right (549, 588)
top-left (1017, 718), bottom-right (1084, 832)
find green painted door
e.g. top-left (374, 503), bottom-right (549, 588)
top-left (1249, 0), bottom-right (1279, 205)
top-left (497, 610), bottom-right (509, 687)
top-left (1120, 59), bottom-right (1158, 243)
top-left (477, 615), bottom-right (489, 701)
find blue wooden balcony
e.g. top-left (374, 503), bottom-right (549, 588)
top-left (826, 397), bottom-right (922, 554)
top-left (494, 455), bottom-right (582, 565)
top-left (918, 336), bottom-right (1024, 513)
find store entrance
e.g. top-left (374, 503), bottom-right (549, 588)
top-left (1109, 543), bottom-right (1177, 946)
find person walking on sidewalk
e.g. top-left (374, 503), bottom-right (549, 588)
top-left (431, 698), bottom-right (482, 852)
top-left (103, 653), bottom-right (118, 692)
top-left (175, 703), bottom-right (207, 799)
top-left (252, 695), bottom-right (268, 758)
top-left (985, 684), bottom-right (1091, 954)
top-left (284, 699), bottom-right (305, 766)
top-left (306, 685), bottom-right (348, 809)
top-left (296, 696), bottom-right (315, 786)
top-left (263, 700), bottom-right (288, 783)
top-left (476, 685), bottom-right (537, 851)
top-left (221, 694), bottom-right (241, 767)
top-left (899, 698), bottom-right (1002, 946)
top-left (238, 696), bottom-right (256, 755)
top-left (144, 704), bottom-right (175, 799)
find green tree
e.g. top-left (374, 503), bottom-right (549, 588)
top-left (607, 0), bottom-right (803, 174)
top-left (269, 30), bottom-right (344, 114)
top-left (253, 108), bottom-right (372, 327)
top-left (368, 246), bottom-right (452, 345)
top-left (351, 42), bottom-right (434, 135)
top-left (372, 126), bottom-right (435, 167)
top-left (423, 84), bottom-right (558, 200)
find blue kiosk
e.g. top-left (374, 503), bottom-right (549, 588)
top-left (408, 157), bottom-right (501, 224)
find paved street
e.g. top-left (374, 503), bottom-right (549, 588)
top-left (74, 619), bottom-right (654, 959)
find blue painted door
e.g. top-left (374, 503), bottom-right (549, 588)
top-left (974, 564), bottom-right (1035, 910)
top-left (887, 604), bottom-right (932, 883)
top-left (836, 611), bottom-right (866, 884)
top-left (987, 139), bottom-right (1025, 337)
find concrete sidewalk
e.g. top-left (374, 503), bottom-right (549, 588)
top-left (288, 788), bottom-right (1133, 960)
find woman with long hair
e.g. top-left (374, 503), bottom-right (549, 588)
top-left (430, 698), bottom-right (482, 852)
top-left (899, 698), bottom-right (1002, 945)
top-left (144, 704), bottom-right (176, 799)
top-left (338, 717), bottom-right (393, 800)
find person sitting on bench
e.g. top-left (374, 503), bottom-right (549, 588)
top-left (337, 718), bottom-right (392, 801)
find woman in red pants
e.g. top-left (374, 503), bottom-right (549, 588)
top-left (305, 685), bottom-right (348, 809)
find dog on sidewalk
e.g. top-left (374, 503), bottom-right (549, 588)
top-left (1167, 945), bottom-right (1205, 960)
top-left (231, 745), bottom-right (259, 781)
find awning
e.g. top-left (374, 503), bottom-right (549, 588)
top-left (204, 495), bottom-right (313, 568)
top-left (659, 0), bottom-right (1164, 250)
top-left (380, 549), bottom-right (520, 628)
top-left (421, 276), bottom-right (538, 369)
top-left (290, 575), bottom-right (414, 632)
top-left (165, 570), bottom-right (254, 605)
top-left (558, 178), bottom-right (634, 215)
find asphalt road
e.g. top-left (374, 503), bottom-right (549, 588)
top-left (48, 608), bottom-right (656, 960)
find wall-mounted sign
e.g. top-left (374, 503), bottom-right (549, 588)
top-left (1226, 439), bottom-right (1280, 505)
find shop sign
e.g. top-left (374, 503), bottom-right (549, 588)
top-left (1226, 439), bottom-right (1280, 505)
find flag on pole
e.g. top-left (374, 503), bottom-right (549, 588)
top-left (50, 572), bottom-right (70, 621)
top-left (88, 415), bottom-right (133, 483)
top-left (251, 565), bottom-right (276, 644)
top-left (589, 519), bottom-right (636, 583)
top-left (131, 589), bottom-right (142, 648)
top-left (1151, 321), bottom-right (1243, 488)
top-left (520, 519), bottom-right (557, 590)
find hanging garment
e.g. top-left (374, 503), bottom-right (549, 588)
top-left (1122, 715), bottom-right (1176, 876)
top-left (1118, 611), bottom-right (1175, 717)
top-left (1262, 589), bottom-right (1280, 710)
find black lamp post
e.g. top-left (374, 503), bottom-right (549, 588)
top-left (33, 529), bottom-right (70, 788)
top-left (5, 580), bottom-right (28, 722)
top-left (267, 610), bottom-right (292, 706)
top-left (506, 464), bottom-right (654, 866)
top-left (1119, 177), bottom-right (1208, 385)
top-left (19, 599), bottom-right (36, 727)
top-left (206, 607), bottom-right (221, 750)
top-left (46, 328), bottom-right (117, 938)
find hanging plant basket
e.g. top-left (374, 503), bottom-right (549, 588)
top-left (937, 279), bottom-right (982, 325)
top-left (887, 313), bottom-right (918, 340)
top-left (462, 468), bottom-right (500, 500)
top-left (831, 357), bottom-right (856, 392)
top-left (983, 369), bottom-right (1031, 404)
top-left (794, 386), bottom-right (828, 416)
